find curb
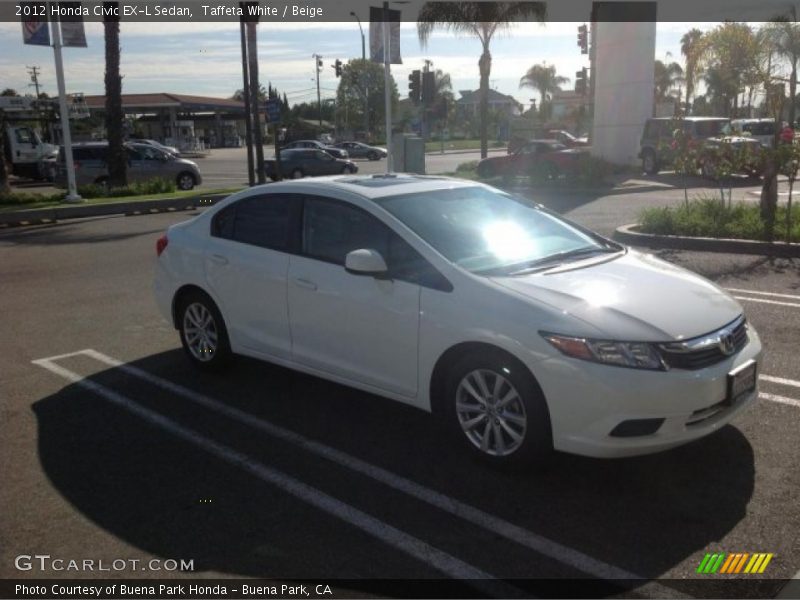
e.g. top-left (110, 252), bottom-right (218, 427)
top-left (613, 224), bottom-right (800, 258)
top-left (0, 192), bottom-right (231, 228)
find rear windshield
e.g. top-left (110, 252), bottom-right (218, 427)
top-left (691, 120), bottom-right (727, 137)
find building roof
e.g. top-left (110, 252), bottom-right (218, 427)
top-left (84, 93), bottom-right (245, 112)
top-left (457, 89), bottom-right (521, 107)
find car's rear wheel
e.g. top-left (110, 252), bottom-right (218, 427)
top-left (291, 168), bottom-right (304, 179)
top-left (445, 352), bottom-right (552, 466)
top-left (177, 291), bottom-right (231, 371)
top-left (177, 172), bottom-right (196, 190)
top-left (642, 150), bottom-right (658, 175)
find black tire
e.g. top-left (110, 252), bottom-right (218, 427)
top-left (701, 159), bottom-right (718, 180)
top-left (341, 164), bottom-right (356, 174)
top-left (177, 172), bottom-right (196, 190)
top-left (94, 176), bottom-right (109, 189)
top-left (177, 290), bottom-right (232, 372)
top-left (444, 351), bottom-right (552, 467)
top-left (290, 168), bottom-right (304, 179)
top-left (368, 151), bottom-right (379, 161)
top-left (642, 150), bottom-right (658, 175)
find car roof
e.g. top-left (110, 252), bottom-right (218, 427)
top-left (237, 174), bottom-right (480, 201)
top-left (648, 116), bottom-right (729, 122)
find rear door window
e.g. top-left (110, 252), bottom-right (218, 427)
top-left (211, 195), bottom-right (296, 252)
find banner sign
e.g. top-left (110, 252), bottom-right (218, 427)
top-left (59, 2), bottom-right (88, 47)
top-left (264, 98), bottom-right (280, 123)
top-left (21, 2), bottom-right (50, 46)
top-left (369, 6), bottom-right (401, 64)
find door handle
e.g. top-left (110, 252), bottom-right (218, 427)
top-left (209, 254), bottom-right (228, 265)
top-left (293, 278), bottom-right (317, 291)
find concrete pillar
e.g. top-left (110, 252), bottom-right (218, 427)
top-left (591, 4), bottom-right (657, 166)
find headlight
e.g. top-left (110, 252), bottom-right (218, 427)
top-left (541, 332), bottom-right (665, 370)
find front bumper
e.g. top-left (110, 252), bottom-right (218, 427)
top-left (531, 327), bottom-right (763, 458)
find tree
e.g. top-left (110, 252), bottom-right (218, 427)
top-left (335, 59), bottom-right (398, 139)
top-left (103, 2), bottom-right (126, 187)
top-left (417, 2), bottom-right (546, 158)
top-left (427, 69), bottom-right (455, 132)
top-left (702, 66), bottom-right (738, 116)
top-left (1, 89), bottom-right (19, 97)
top-left (653, 59), bottom-right (684, 106)
top-left (680, 28), bottom-right (704, 111)
top-left (698, 23), bottom-right (760, 117)
top-left (518, 63), bottom-right (568, 121)
top-left (764, 18), bottom-right (800, 124)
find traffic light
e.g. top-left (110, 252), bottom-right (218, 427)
top-left (422, 71), bottom-right (435, 104)
top-left (317, 57), bottom-right (323, 71)
top-left (408, 69), bottom-right (421, 104)
top-left (333, 59), bottom-right (343, 78)
top-left (577, 24), bottom-right (588, 55)
top-left (575, 67), bottom-right (588, 96)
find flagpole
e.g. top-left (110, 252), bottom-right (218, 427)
top-left (383, 1), bottom-right (393, 173)
top-left (50, 8), bottom-right (81, 202)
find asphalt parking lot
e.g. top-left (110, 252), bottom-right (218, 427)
top-left (1, 185), bottom-right (799, 598)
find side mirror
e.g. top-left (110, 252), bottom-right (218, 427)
top-left (345, 249), bottom-right (388, 277)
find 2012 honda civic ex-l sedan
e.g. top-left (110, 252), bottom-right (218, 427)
top-left (154, 175), bottom-right (761, 465)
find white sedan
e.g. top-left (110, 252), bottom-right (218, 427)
top-left (154, 175), bottom-right (761, 465)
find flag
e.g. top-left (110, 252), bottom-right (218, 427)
top-left (21, 2), bottom-right (50, 46)
top-left (369, 6), bottom-right (401, 64)
top-left (59, 2), bottom-right (87, 47)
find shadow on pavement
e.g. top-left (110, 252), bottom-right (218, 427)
top-left (32, 349), bottom-right (759, 594)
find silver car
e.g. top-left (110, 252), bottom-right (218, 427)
top-left (56, 142), bottom-right (202, 190)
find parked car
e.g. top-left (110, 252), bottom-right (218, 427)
top-left (697, 134), bottom-right (764, 179)
top-left (332, 141), bottom-right (387, 161)
top-left (129, 137), bottom-right (181, 156)
top-left (282, 139), bottom-right (348, 159)
top-left (639, 117), bottom-right (729, 174)
top-left (547, 130), bottom-right (589, 147)
top-left (265, 148), bottom-right (358, 180)
top-left (154, 175), bottom-right (761, 465)
top-left (55, 141), bottom-right (202, 190)
top-left (477, 140), bottom-right (586, 179)
top-left (727, 119), bottom-right (777, 148)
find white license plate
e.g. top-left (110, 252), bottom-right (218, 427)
top-left (726, 360), bottom-right (757, 406)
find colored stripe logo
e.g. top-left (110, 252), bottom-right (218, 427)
top-left (697, 553), bottom-right (774, 574)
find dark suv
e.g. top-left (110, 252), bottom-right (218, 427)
top-left (639, 117), bottom-right (729, 174)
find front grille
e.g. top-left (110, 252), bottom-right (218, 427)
top-left (659, 317), bottom-right (748, 370)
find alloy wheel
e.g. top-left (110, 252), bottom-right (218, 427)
top-left (182, 302), bottom-right (218, 362)
top-left (455, 369), bottom-right (527, 457)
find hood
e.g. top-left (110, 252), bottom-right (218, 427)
top-left (490, 250), bottom-right (741, 341)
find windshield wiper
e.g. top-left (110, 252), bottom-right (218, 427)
top-left (505, 246), bottom-right (619, 276)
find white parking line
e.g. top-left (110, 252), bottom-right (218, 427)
top-left (31, 356), bottom-right (504, 588)
top-left (732, 296), bottom-right (800, 308)
top-left (63, 349), bottom-right (683, 596)
top-left (725, 288), bottom-right (800, 301)
top-left (760, 375), bottom-right (800, 389)
top-left (759, 392), bottom-right (800, 408)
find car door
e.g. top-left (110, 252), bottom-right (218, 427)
top-left (203, 194), bottom-right (299, 360)
top-left (314, 150), bottom-right (340, 175)
top-left (287, 196), bottom-right (422, 398)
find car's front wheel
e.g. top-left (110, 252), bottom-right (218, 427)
top-left (642, 150), bottom-right (658, 175)
top-left (178, 291), bottom-right (232, 371)
top-left (445, 352), bottom-right (552, 466)
top-left (368, 151), bottom-right (379, 161)
top-left (290, 168), bottom-right (304, 179)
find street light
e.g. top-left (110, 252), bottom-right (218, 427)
top-left (350, 11), bottom-right (365, 60)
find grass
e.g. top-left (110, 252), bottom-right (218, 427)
top-left (0, 186), bottom-right (243, 214)
top-left (639, 196), bottom-right (800, 243)
top-left (424, 139), bottom-right (506, 153)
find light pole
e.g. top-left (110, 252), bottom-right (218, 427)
top-left (351, 11), bottom-right (369, 141)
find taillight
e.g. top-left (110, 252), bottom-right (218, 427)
top-left (156, 234), bottom-right (168, 257)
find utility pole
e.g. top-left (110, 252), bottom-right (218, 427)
top-left (313, 54), bottom-right (323, 128)
top-left (238, 11), bottom-right (254, 186)
top-left (383, 1), bottom-right (393, 171)
top-left (246, 20), bottom-right (265, 184)
top-left (27, 66), bottom-right (42, 98)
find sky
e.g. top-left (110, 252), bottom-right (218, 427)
top-left (0, 20), bottom-right (716, 108)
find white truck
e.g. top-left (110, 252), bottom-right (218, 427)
top-left (1, 96), bottom-right (59, 180)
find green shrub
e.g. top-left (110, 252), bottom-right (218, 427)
top-left (0, 191), bottom-right (66, 206)
top-left (78, 178), bottom-right (176, 199)
top-left (456, 160), bottom-right (478, 173)
top-left (639, 196), bottom-right (800, 242)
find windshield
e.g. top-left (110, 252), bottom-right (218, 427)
top-left (379, 186), bottom-right (616, 274)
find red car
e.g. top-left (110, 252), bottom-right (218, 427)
top-left (477, 140), bottom-right (586, 178)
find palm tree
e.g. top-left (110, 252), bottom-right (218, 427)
top-left (654, 60), bottom-right (684, 102)
top-left (417, 2), bottom-right (546, 158)
top-left (702, 66), bottom-right (737, 116)
top-left (680, 28), bottom-right (704, 111)
top-left (519, 63), bottom-right (568, 121)
top-left (103, 2), bottom-right (126, 187)
top-left (765, 18), bottom-right (800, 124)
